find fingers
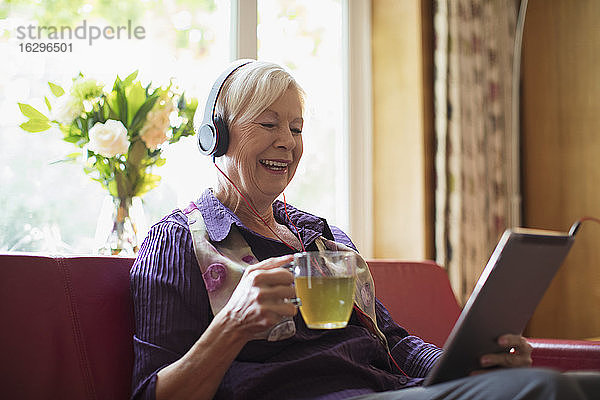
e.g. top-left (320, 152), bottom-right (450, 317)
top-left (243, 256), bottom-right (294, 287)
top-left (255, 285), bottom-right (297, 305)
top-left (498, 334), bottom-right (528, 349)
top-left (247, 267), bottom-right (294, 287)
top-left (222, 256), bottom-right (298, 337)
top-left (499, 334), bottom-right (533, 363)
top-left (247, 306), bottom-right (298, 331)
top-left (268, 302), bottom-right (299, 318)
top-left (233, 270), bottom-right (295, 311)
top-left (480, 351), bottom-right (522, 368)
top-left (252, 284), bottom-right (298, 318)
top-left (247, 254), bottom-right (294, 272)
top-left (480, 335), bottom-right (533, 368)
top-left (228, 293), bottom-right (298, 331)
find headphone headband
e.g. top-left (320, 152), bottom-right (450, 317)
top-left (197, 59), bottom-right (254, 157)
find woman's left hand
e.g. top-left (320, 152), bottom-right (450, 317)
top-left (479, 334), bottom-right (533, 368)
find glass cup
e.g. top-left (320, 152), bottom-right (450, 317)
top-left (293, 251), bottom-right (357, 329)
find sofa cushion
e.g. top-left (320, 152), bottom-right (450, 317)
top-left (368, 260), bottom-right (461, 347)
top-left (0, 254), bottom-right (135, 400)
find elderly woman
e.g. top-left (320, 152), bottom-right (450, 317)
top-left (130, 61), bottom-right (597, 400)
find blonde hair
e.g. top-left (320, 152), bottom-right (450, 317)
top-left (215, 60), bottom-right (305, 129)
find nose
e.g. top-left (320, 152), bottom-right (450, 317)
top-left (274, 125), bottom-right (297, 151)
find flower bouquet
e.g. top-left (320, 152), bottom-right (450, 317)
top-left (19, 71), bottom-right (198, 255)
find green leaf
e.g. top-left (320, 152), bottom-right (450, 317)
top-left (170, 125), bottom-right (184, 143)
top-left (75, 118), bottom-right (85, 137)
top-left (112, 75), bottom-right (122, 92)
top-left (63, 135), bottom-right (81, 143)
top-left (60, 123), bottom-right (82, 138)
top-left (18, 103), bottom-right (49, 121)
top-left (184, 97), bottom-right (198, 114)
top-left (107, 179), bottom-right (119, 198)
top-left (148, 148), bottom-right (161, 158)
top-left (125, 82), bottom-right (148, 127)
top-left (48, 82), bottom-right (65, 97)
top-left (95, 101), bottom-right (106, 123)
top-left (104, 92), bottom-right (119, 120)
top-left (49, 152), bottom-right (80, 165)
top-left (44, 96), bottom-right (52, 111)
top-left (20, 119), bottom-right (51, 132)
top-left (123, 70), bottom-right (138, 87)
top-left (170, 118), bottom-right (195, 143)
top-left (116, 83), bottom-right (128, 126)
top-left (177, 93), bottom-right (186, 110)
top-left (130, 94), bottom-right (158, 133)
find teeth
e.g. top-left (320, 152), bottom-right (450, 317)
top-left (260, 160), bottom-right (288, 168)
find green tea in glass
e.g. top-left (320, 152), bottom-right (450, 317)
top-left (293, 251), bottom-right (357, 329)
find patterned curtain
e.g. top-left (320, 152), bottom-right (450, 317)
top-left (433, 0), bottom-right (518, 303)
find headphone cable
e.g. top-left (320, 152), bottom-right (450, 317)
top-left (568, 216), bottom-right (600, 236)
top-left (283, 192), bottom-right (306, 252)
top-left (213, 161), bottom-right (306, 252)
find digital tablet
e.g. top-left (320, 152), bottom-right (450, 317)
top-left (423, 228), bottom-right (574, 386)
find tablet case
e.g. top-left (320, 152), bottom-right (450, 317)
top-left (423, 228), bottom-right (574, 386)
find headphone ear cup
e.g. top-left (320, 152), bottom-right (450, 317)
top-left (197, 123), bottom-right (217, 156)
top-left (213, 116), bottom-right (229, 157)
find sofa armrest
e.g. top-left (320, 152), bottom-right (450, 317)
top-left (529, 338), bottom-right (600, 371)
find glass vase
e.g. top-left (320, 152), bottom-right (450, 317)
top-left (95, 196), bottom-right (146, 256)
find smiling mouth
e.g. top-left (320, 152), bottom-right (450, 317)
top-left (259, 159), bottom-right (290, 172)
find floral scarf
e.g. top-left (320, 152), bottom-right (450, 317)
top-left (184, 202), bottom-right (386, 345)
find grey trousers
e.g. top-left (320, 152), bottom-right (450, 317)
top-left (349, 368), bottom-right (600, 400)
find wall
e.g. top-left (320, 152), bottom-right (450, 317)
top-left (371, 0), bottom-right (433, 259)
top-left (371, 0), bottom-right (600, 338)
top-left (522, 0), bottom-right (600, 339)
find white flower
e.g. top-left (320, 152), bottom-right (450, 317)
top-left (52, 95), bottom-right (84, 124)
top-left (139, 99), bottom-right (174, 151)
top-left (88, 120), bottom-right (130, 157)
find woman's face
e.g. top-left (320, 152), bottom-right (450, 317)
top-left (222, 88), bottom-right (304, 203)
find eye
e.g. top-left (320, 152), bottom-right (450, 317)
top-left (259, 123), bottom-right (276, 129)
top-left (291, 128), bottom-right (302, 136)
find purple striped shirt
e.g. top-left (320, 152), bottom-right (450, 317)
top-left (130, 189), bottom-right (442, 399)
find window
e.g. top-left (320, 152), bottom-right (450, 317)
top-left (257, 0), bottom-right (346, 229)
top-left (0, 0), bottom-right (371, 254)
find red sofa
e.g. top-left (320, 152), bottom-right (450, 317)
top-left (1, 254), bottom-right (599, 400)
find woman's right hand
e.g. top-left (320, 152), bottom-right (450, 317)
top-left (217, 254), bottom-right (298, 341)
top-left (156, 254), bottom-right (297, 400)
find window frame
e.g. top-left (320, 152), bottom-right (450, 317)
top-left (234, 0), bottom-right (373, 256)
